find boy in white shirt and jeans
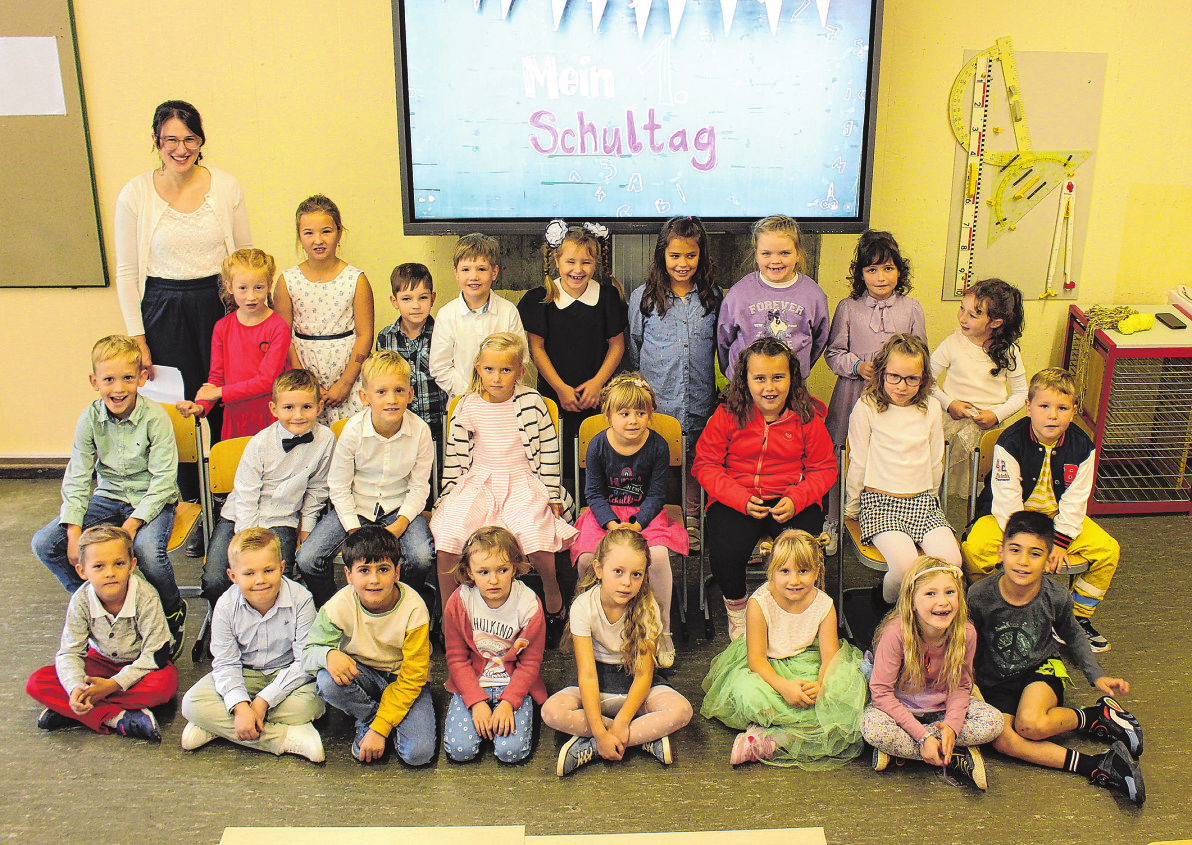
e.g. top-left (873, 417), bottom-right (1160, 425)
top-left (296, 351), bottom-right (435, 608)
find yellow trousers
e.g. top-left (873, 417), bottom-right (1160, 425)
top-left (961, 514), bottom-right (1119, 618)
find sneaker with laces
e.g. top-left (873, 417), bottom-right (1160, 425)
top-left (871, 747), bottom-right (890, 772)
top-left (945, 746), bottom-right (988, 790)
top-left (180, 722), bottom-right (216, 751)
top-left (282, 722), bottom-right (326, 763)
top-left (656, 633), bottom-right (676, 669)
top-left (821, 519), bottom-right (839, 556)
top-left (730, 725), bottom-right (777, 765)
top-left (165, 602), bottom-right (188, 663)
top-left (1090, 741), bottom-right (1145, 805)
top-left (686, 517), bottom-right (701, 552)
top-left (1087, 696), bottom-right (1143, 757)
top-left (115, 708), bottom-right (161, 742)
top-left (641, 735), bottom-right (672, 765)
top-left (37, 708), bottom-right (76, 731)
top-left (557, 735), bottom-right (598, 776)
top-left (1078, 617), bottom-right (1110, 652)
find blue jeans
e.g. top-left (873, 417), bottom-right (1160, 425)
top-left (201, 517), bottom-right (298, 606)
top-left (295, 510), bottom-right (434, 607)
top-left (443, 687), bottom-right (535, 763)
top-left (316, 665), bottom-right (436, 765)
top-left (32, 495), bottom-right (180, 616)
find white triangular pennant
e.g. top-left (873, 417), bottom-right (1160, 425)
top-left (720, 0), bottom-right (737, 35)
top-left (501, 0), bottom-right (514, 17)
top-left (592, 0), bottom-right (608, 31)
top-left (634, 0), bottom-right (650, 38)
top-left (817, 0), bottom-right (831, 28)
top-left (765, 0), bottom-right (781, 35)
top-left (474, 0), bottom-right (481, 10)
top-left (668, 0), bottom-right (687, 37)
top-left (552, 0), bottom-right (567, 30)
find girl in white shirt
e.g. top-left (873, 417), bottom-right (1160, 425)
top-left (541, 529), bottom-right (692, 776)
top-left (846, 334), bottom-right (962, 604)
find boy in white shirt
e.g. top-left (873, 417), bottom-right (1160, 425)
top-left (428, 233), bottom-right (526, 399)
top-left (296, 351), bottom-right (435, 608)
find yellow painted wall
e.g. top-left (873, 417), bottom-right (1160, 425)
top-left (3, 0), bottom-right (1189, 456)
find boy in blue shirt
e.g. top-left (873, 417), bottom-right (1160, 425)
top-left (31, 335), bottom-right (186, 657)
top-left (181, 527), bottom-right (324, 761)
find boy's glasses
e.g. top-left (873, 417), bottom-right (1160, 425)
top-left (159, 136), bottom-right (201, 150)
top-left (883, 373), bottom-right (922, 386)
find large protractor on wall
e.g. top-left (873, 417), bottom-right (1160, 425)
top-left (985, 150), bottom-right (1089, 244)
top-left (948, 36), bottom-right (1031, 153)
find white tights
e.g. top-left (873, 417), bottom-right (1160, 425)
top-left (541, 685), bottom-right (693, 744)
top-left (872, 526), bottom-right (962, 603)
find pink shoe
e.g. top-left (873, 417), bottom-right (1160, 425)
top-left (730, 726), bottom-right (777, 765)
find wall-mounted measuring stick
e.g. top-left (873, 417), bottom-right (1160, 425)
top-left (1043, 180), bottom-right (1076, 298)
top-left (955, 57), bottom-right (993, 295)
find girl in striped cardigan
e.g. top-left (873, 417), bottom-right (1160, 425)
top-left (430, 332), bottom-right (577, 638)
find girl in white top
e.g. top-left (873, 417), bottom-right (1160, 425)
top-left (274, 195), bottom-right (374, 424)
top-left (430, 332), bottom-right (577, 627)
top-left (541, 529), bottom-right (692, 776)
top-left (701, 530), bottom-right (866, 768)
top-left (930, 278), bottom-right (1027, 495)
top-left (846, 335), bottom-right (962, 604)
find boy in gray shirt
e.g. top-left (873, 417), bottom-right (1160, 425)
top-left (967, 511), bottom-right (1145, 804)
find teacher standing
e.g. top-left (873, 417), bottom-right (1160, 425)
top-left (114, 100), bottom-right (251, 503)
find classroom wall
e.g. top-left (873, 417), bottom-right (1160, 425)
top-left (2, 0), bottom-right (1188, 457)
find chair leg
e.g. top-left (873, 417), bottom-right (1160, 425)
top-left (190, 606), bottom-right (213, 662)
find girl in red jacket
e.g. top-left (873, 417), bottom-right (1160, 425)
top-left (693, 337), bottom-right (837, 640)
top-left (442, 526), bottom-right (548, 763)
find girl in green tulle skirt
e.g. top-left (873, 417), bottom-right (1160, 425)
top-left (701, 530), bottom-right (867, 768)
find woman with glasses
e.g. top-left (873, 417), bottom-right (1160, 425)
top-left (113, 100), bottom-right (252, 506)
top-left (843, 334), bottom-right (962, 609)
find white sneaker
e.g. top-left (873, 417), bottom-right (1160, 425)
top-left (180, 722), bottom-right (216, 751)
top-left (685, 517), bottom-right (701, 552)
top-left (726, 604), bottom-right (747, 641)
top-left (657, 632), bottom-right (676, 668)
top-left (822, 519), bottom-right (839, 556)
top-left (282, 722), bottom-right (325, 763)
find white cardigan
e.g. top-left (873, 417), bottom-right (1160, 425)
top-left (113, 165), bottom-right (251, 336)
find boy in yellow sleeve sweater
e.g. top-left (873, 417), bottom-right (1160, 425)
top-left (302, 525), bottom-right (434, 764)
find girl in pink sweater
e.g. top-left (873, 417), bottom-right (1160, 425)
top-left (861, 557), bottom-right (1002, 789)
top-left (442, 526), bottom-right (547, 763)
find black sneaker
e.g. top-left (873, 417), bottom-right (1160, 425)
top-left (37, 708), bottom-right (76, 731)
top-left (945, 746), bottom-right (988, 790)
top-left (545, 607), bottom-right (568, 650)
top-left (1078, 617), bottom-right (1110, 652)
top-left (115, 708), bottom-right (161, 742)
top-left (1087, 696), bottom-right (1143, 757)
top-left (1090, 741), bottom-right (1145, 805)
top-left (164, 603), bottom-right (188, 662)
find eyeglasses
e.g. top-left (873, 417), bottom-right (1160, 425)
top-left (159, 136), bottom-right (201, 150)
top-left (883, 372), bottom-right (922, 386)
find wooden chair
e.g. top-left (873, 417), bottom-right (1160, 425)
top-left (330, 418), bottom-right (348, 439)
top-left (161, 403), bottom-right (206, 583)
top-left (574, 413), bottom-right (690, 639)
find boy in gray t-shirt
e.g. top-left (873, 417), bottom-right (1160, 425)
top-left (967, 511), bottom-right (1145, 804)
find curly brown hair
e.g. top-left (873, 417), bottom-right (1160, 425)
top-left (723, 337), bottom-right (815, 427)
top-left (848, 229), bottom-right (912, 299)
top-left (862, 333), bottom-right (934, 412)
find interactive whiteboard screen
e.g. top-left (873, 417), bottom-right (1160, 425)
top-left (392, 0), bottom-right (881, 234)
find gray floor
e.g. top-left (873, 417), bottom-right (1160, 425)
top-left (2, 477), bottom-right (1189, 845)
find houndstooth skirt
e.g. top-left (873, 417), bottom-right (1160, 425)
top-left (858, 490), bottom-right (951, 544)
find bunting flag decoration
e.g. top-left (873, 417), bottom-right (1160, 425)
top-left (668, 0), bottom-right (687, 37)
top-left (765, 0), bottom-right (782, 35)
top-left (501, 0), bottom-right (514, 18)
top-left (592, 0), bottom-right (609, 31)
top-left (817, 0), bottom-right (832, 28)
top-left (634, 0), bottom-right (651, 38)
top-left (720, 0), bottom-right (737, 35)
top-left (551, 0), bottom-right (566, 30)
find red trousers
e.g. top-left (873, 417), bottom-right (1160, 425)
top-left (26, 650), bottom-right (178, 733)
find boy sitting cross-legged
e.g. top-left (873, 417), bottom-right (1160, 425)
top-left (302, 526), bottom-right (435, 765)
top-left (180, 527), bottom-right (325, 761)
top-left (26, 525), bottom-right (177, 741)
top-left (199, 368), bottom-right (335, 610)
top-left (32, 335), bottom-right (186, 657)
top-left (968, 511), bottom-right (1145, 805)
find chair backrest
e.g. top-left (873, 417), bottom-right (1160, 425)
top-left (208, 436), bottom-right (251, 495)
top-left (161, 402), bottom-right (199, 464)
top-left (976, 427), bottom-right (1006, 480)
top-left (330, 418), bottom-right (348, 439)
